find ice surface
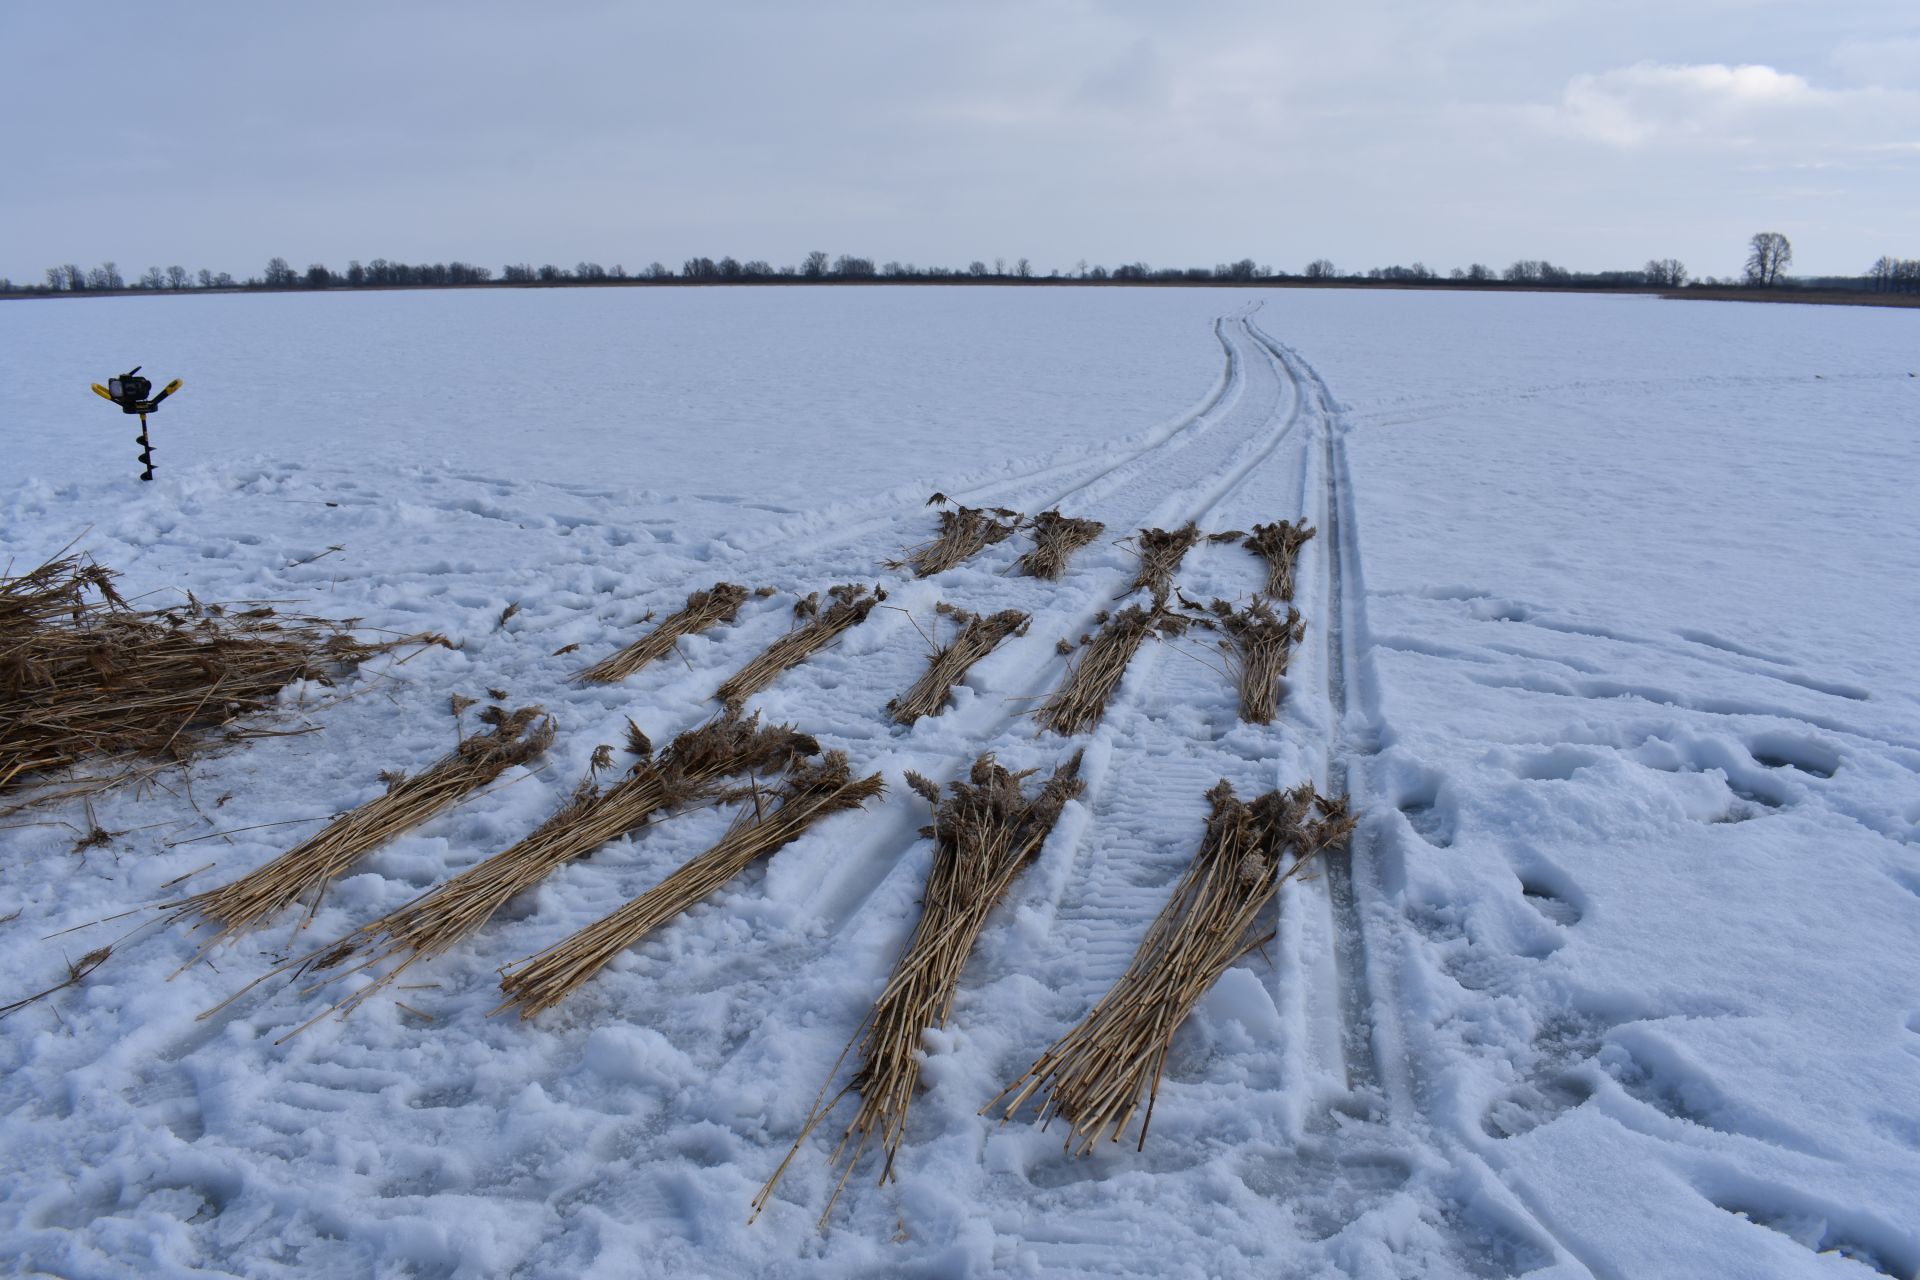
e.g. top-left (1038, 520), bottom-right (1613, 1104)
top-left (2, 286), bottom-right (1916, 1278)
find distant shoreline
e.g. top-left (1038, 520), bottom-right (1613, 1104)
top-left (4, 277), bottom-right (1916, 309)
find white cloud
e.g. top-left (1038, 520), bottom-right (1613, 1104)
top-left (1557, 61), bottom-right (1821, 146)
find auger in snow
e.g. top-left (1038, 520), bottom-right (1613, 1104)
top-left (91, 367), bottom-right (183, 481)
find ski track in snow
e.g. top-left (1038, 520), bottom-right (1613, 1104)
top-left (4, 292), bottom-right (1919, 1279)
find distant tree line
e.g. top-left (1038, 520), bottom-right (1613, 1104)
top-left (1867, 255), bottom-right (1920, 293)
top-left (5, 234), bottom-right (1912, 298)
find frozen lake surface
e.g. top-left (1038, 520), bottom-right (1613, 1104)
top-left (3, 285), bottom-right (1917, 1278)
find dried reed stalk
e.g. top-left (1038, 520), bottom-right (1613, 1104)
top-left (715, 584), bottom-right (883, 708)
top-left (574, 582), bottom-right (750, 684)
top-left (1016, 510), bottom-right (1105, 580)
top-left (989, 782), bottom-right (1354, 1154)
top-left (755, 751), bottom-right (1084, 1228)
top-left (1037, 601), bottom-right (1186, 735)
top-left (1244, 519), bottom-right (1316, 599)
top-left (887, 605), bottom-right (1029, 726)
top-left (166, 706), bottom-right (554, 963)
top-left (1203, 598), bottom-right (1305, 725)
top-left (2, 550), bottom-right (433, 813)
top-left (265, 711), bottom-right (817, 1033)
top-left (1125, 522), bottom-right (1201, 598)
top-left (496, 752), bottom-right (883, 1017)
top-left (892, 504), bottom-right (1023, 577)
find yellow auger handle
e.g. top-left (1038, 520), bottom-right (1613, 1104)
top-left (91, 383), bottom-right (113, 400)
top-left (161, 379), bottom-right (183, 396)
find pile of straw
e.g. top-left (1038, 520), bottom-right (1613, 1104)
top-left (575, 582), bottom-right (750, 684)
top-left (755, 751), bottom-right (1084, 1227)
top-left (167, 705), bottom-right (554, 963)
top-left (496, 751), bottom-right (883, 1017)
top-left (893, 504), bottom-right (1023, 577)
top-left (1016, 510), bottom-right (1105, 580)
top-left (2, 551), bottom-right (419, 812)
top-left (989, 781), bottom-right (1354, 1154)
top-left (1245, 520), bottom-right (1316, 600)
top-left (1202, 598), bottom-right (1305, 725)
top-left (1037, 601), bottom-right (1187, 735)
top-left (1125, 522), bottom-right (1201, 598)
top-left (265, 711), bottom-right (817, 1033)
top-left (887, 605), bottom-right (1029, 726)
top-left (716, 584), bottom-right (883, 708)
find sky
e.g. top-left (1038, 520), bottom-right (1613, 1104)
top-left (2, 0), bottom-right (1915, 283)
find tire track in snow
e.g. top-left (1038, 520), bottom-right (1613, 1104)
top-left (608, 317), bottom-right (1310, 1150)
top-left (1258, 322), bottom-right (1614, 1279)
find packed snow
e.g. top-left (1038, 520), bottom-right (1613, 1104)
top-left (2, 285), bottom-right (1916, 1279)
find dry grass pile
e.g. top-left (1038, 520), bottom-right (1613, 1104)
top-left (1037, 601), bottom-right (1187, 735)
top-left (1200, 598), bottom-right (1305, 725)
top-left (497, 751), bottom-right (883, 1017)
top-left (167, 705), bottom-right (554, 963)
top-left (755, 751), bottom-right (1084, 1227)
top-left (715, 584), bottom-right (884, 708)
top-left (575, 582), bottom-right (751, 684)
top-left (1015, 510), bottom-right (1105, 580)
top-left (989, 781), bottom-right (1354, 1153)
top-left (1125, 521), bottom-right (1201, 598)
top-left (2, 550), bottom-right (427, 813)
top-left (264, 711), bottom-right (818, 1033)
top-left (887, 605), bottom-right (1029, 726)
top-left (892, 504), bottom-right (1023, 577)
top-left (1244, 519), bottom-right (1316, 599)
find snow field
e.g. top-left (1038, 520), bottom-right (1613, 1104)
top-left (2, 285), bottom-right (1917, 1278)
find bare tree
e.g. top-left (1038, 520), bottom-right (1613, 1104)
top-left (1303, 259), bottom-right (1336, 279)
top-left (803, 250), bottom-right (829, 278)
top-left (138, 266), bottom-right (165, 289)
top-left (1745, 232), bottom-right (1791, 287)
top-left (165, 265), bottom-right (188, 290)
top-left (1643, 258), bottom-right (1688, 287)
top-left (263, 257), bottom-right (297, 287)
top-left (197, 268), bottom-right (213, 288)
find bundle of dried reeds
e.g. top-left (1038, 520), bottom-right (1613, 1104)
top-left (167, 705), bottom-right (554, 963)
top-left (574, 582), bottom-right (751, 684)
top-left (496, 751), bottom-right (883, 1017)
top-left (2, 550), bottom-right (425, 813)
top-left (989, 781), bottom-right (1354, 1154)
top-left (1203, 598), bottom-right (1305, 725)
top-left (892, 504), bottom-right (1023, 577)
top-left (268, 711), bottom-right (818, 1032)
top-left (755, 750), bottom-right (1084, 1227)
top-left (715, 584), bottom-right (883, 708)
top-left (887, 605), bottom-right (1029, 726)
top-left (1244, 519), bottom-right (1316, 599)
top-left (1037, 601), bottom-right (1187, 735)
top-left (1016, 510), bottom-right (1105, 580)
top-left (1125, 521), bottom-right (1201, 598)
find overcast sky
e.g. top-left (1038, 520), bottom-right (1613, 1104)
top-left (3, 0), bottom-right (1915, 283)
